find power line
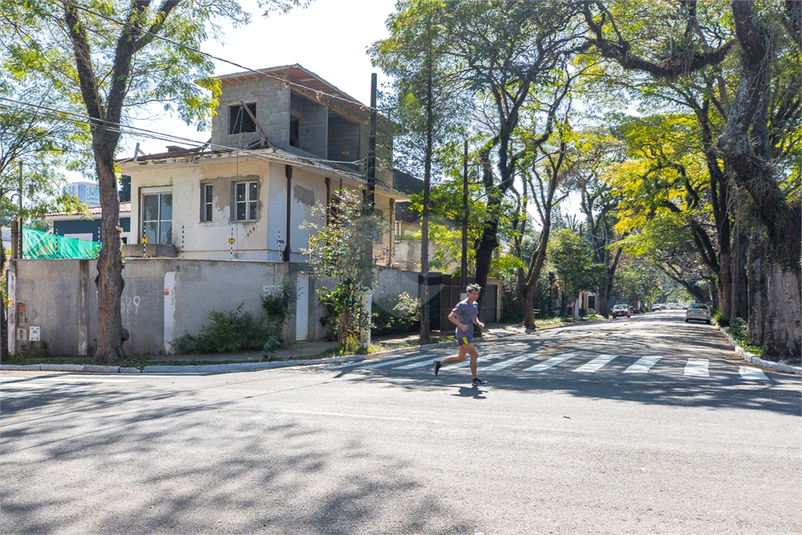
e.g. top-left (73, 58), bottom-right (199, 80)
top-left (0, 95), bottom-right (372, 174)
top-left (57, 0), bottom-right (376, 112)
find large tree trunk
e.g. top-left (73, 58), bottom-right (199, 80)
top-left (473, 218), bottom-right (499, 326)
top-left (0, 239), bottom-right (6, 362)
top-left (596, 278), bottom-right (610, 317)
top-left (92, 142), bottom-right (125, 364)
top-left (717, 0), bottom-right (801, 360)
top-left (747, 233), bottom-right (767, 346)
top-left (732, 225), bottom-right (750, 321)
top-left (763, 262), bottom-right (801, 362)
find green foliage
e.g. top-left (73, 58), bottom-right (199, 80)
top-left (259, 282), bottom-right (297, 360)
top-left (302, 189), bottom-right (385, 352)
top-left (612, 262), bottom-right (662, 305)
top-left (174, 303), bottom-right (267, 354)
top-left (548, 228), bottom-right (605, 301)
top-left (372, 292), bottom-right (420, 336)
top-left (727, 318), bottom-right (763, 357)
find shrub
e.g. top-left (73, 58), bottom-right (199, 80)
top-left (174, 303), bottom-right (267, 354)
top-left (260, 283), bottom-right (297, 360)
top-left (727, 318), bottom-right (763, 356)
top-left (372, 292), bottom-right (419, 335)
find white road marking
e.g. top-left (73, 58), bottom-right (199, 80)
top-left (624, 356), bottom-right (662, 374)
top-left (39, 377), bottom-right (134, 383)
top-left (684, 358), bottom-right (710, 377)
top-left (484, 353), bottom-right (538, 371)
top-left (394, 356), bottom-right (442, 370)
top-left (336, 354), bottom-right (434, 370)
top-left (0, 391), bottom-right (37, 399)
top-left (739, 366), bottom-right (769, 381)
top-left (573, 354), bottom-right (619, 373)
top-left (522, 353), bottom-right (578, 372)
top-left (451, 353), bottom-right (502, 368)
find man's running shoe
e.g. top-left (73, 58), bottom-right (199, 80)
top-left (472, 377), bottom-right (487, 386)
top-left (433, 360), bottom-right (441, 376)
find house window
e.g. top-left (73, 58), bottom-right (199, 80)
top-left (234, 181), bottom-right (258, 222)
top-left (201, 184), bottom-right (213, 222)
top-left (229, 103), bottom-right (256, 134)
top-left (142, 192), bottom-right (172, 245)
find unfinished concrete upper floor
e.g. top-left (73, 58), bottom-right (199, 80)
top-left (211, 64), bottom-right (392, 185)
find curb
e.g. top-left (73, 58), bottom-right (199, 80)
top-left (139, 354), bottom-right (364, 375)
top-left (719, 326), bottom-right (802, 375)
top-left (0, 328), bottom-right (525, 375)
top-left (0, 363), bottom-right (142, 374)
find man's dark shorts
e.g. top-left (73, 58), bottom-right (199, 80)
top-left (456, 335), bottom-right (474, 347)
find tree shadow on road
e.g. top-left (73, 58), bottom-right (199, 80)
top-left (0, 382), bottom-right (476, 535)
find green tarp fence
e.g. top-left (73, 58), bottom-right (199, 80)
top-left (22, 227), bottom-right (101, 259)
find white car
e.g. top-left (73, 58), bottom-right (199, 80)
top-left (685, 303), bottom-right (711, 324)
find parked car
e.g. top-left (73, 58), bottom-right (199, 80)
top-left (685, 303), bottom-right (711, 324)
top-left (651, 304), bottom-right (662, 312)
top-left (611, 304), bottom-right (631, 318)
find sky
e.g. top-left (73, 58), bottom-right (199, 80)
top-left (128, 0), bottom-right (398, 157)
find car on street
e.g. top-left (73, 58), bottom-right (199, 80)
top-left (685, 302), bottom-right (712, 324)
top-left (611, 304), bottom-right (631, 318)
top-left (651, 304), bottom-right (662, 311)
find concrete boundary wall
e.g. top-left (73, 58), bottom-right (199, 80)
top-left (8, 259), bottom-right (423, 357)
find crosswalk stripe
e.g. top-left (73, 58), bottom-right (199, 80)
top-left (684, 358), bottom-right (710, 377)
top-left (335, 353), bottom-right (434, 370)
top-left (573, 354), bottom-right (619, 373)
top-left (484, 353), bottom-right (538, 371)
top-left (394, 356), bottom-right (440, 370)
top-left (0, 392), bottom-right (36, 399)
top-left (522, 353), bottom-right (578, 372)
top-left (39, 377), bottom-right (134, 383)
top-left (450, 353), bottom-right (502, 369)
top-left (624, 356), bottom-right (662, 374)
top-left (329, 351), bottom-right (772, 383)
top-left (739, 366), bottom-right (769, 381)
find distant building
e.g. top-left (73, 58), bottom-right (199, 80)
top-left (44, 202), bottom-right (132, 243)
top-left (64, 181), bottom-right (101, 206)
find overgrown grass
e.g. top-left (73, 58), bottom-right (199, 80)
top-left (535, 317), bottom-right (575, 329)
top-left (726, 318), bottom-right (764, 357)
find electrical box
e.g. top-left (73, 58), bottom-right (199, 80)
top-left (29, 326), bottom-right (40, 342)
top-left (16, 328), bottom-right (27, 341)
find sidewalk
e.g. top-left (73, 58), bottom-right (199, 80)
top-left (0, 323), bottom-right (528, 375)
top-left (3, 320), bottom-right (798, 376)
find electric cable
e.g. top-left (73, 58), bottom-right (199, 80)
top-left (56, 0), bottom-right (376, 112)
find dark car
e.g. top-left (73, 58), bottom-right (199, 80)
top-left (611, 304), bottom-right (631, 318)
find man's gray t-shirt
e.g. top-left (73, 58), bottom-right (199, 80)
top-left (452, 299), bottom-right (479, 338)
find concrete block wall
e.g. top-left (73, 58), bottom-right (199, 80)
top-left (211, 77), bottom-right (291, 150)
top-left (292, 94), bottom-right (328, 157)
top-left (8, 258), bottom-right (423, 357)
top-left (327, 114), bottom-right (362, 162)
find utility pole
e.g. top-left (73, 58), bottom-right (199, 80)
top-left (461, 140), bottom-right (468, 298)
top-left (18, 161), bottom-right (23, 258)
top-left (361, 73), bottom-right (379, 350)
top-left (419, 12), bottom-right (434, 342)
top-left (366, 73), bottom-right (377, 208)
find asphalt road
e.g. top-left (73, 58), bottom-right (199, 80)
top-left (1, 311), bottom-right (800, 534)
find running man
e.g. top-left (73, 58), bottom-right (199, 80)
top-left (432, 283), bottom-right (487, 386)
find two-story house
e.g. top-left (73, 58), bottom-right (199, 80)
top-left (119, 64), bottom-right (406, 264)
